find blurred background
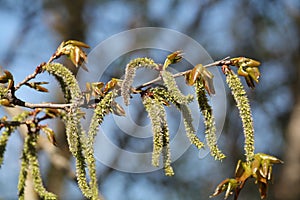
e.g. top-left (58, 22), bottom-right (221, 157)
top-left (0, 0), bottom-right (299, 199)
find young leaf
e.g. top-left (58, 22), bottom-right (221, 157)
top-left (0, 71), bottom-right (14, 90)
top-left (230, 57), bottom-right (261, 88)
top-left (54, 40), bottom-right (90, 71)
top-left (0, 71), bottom-right (14, 84)
top-left (64, 40), bottom-right (90, 48)
top-left (231, 57), bottom-right (261, 68)
top-left (210, 178), bottom-right (239, 199)
top-left (25, 82), bottom-right (49, 92)
top-left (163, 50), bottom-right (183, 70)
top-left (44, 108), bottom-right (61, 118)
top-left (111, 101), bottom-right (126, 116)
top-left (41, 126), bottom-right (57, 146)
top-left (91, 82), bottom-right (105, 96)
top-left (186, 64), bottom-right (215, 95)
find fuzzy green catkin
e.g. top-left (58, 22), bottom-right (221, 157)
top-left (0, 111), bottom-right (30, 167)
top-left (75, 137), bottom-right (92, 198)
top-left (179, 104), bottom-right (205, 149)
top-left (18, 139), bottom-right (29, 200)
top-left (143, 96), bottom-right (165, 167)
top-left (0, 86), bottom-right (8, 98)
top-left (143, 95), bottom-right (174, 176)
top-left (43, 63), bottom-right (82, 155)
top-left (143, 89), bottom-right (175, 174)
top-left (88, 91), bottom-right (114, 138)
top-left (121, 58), bottom-right (159, 105)
top-left (24, 127), bottom-right (57, 199)
top-left (63, 111), bottom-right (92, 198)
top-left (161, 124), bottom-right (174, 176)
top-left (195, 79), bottom-right (225, 160)
top-left (64, 112), bottom-right (80, 155)
top-left (43, 63), bottom-right (94, 197)
top-left (148, 87), bottom-right (203, 149)
top-left (30, 153), bottom-right (57, 200)
top-left (161, 70), bottom-right (193, 104)
top-left (150, 87), bottom-right (194, 105)
top-left (42, 63), bottom-right (82, 103)
top-left (226, 72), bottom-right (255, 162)
top-left (0, 128), bottom-right (12, 166)
top-left (85, 91), bottom-right (114, 198)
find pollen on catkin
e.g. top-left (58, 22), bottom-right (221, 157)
top-left (84, 91), bottom-right (115, 198)
top-left (43, 62), bottom-right (97, 198)
top-left (121, 57), bottom-right (159, 105)
top-left (161, 70), bottom-right (193, 104)
top-left (148, 87), bottom-right (203, 149)
top-left (143, 95), bottom-right (165, 167)
top-left (25, 125), bottom-right (57, 199)
top-left (179, 104), bottom-right (205, 149)
top-left (42, 63), bottom-right (82, 103)
top-left (226, 72), bottom-right (255, 162)
top-left (161, 122), bottom-right (174, 176)
top-left (194, 79), bottom-right (225, 160)
top-left (142, 94), bottom-right (174, 176)
top-left (1, 111), bottom-right (30, 167)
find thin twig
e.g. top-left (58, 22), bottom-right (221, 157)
top-left (0, 120), bottom-right (26, 127)
top-left (23, 102), bottom-right (72, 109)
top-left (15, 62), bottom-right (46, 91)
top-left (136, 56), bottom-right (230, 90)
top-left (11, 57), bottom-right (231, 110)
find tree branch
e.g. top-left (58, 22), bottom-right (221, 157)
top-left (23, 102), bottom-right (72, 109)
top-left (0, 120), bottom-right (26, 127)
top-left (136, 56), bottom-right (231, 90)
top-left (9, 57), bottom-right (232, 110)
top-left (15, 63), bottom-right (46, 91)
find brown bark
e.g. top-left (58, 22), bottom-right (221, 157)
top-left (276, 97), bottom-right (300, 200)
top-left (275, 8), bottom-right (300, 199)
top-left (42, 0), bottom-right (87, 196)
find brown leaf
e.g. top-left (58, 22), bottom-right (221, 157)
top-left (70, 47), bottom-right (80, 67)
top-left (111, 101), bottom-right (126, 116)
top-left (231, 57), bottom-right (261, 68)
top-left (41, 126), bottom-right (57, 146)
top-left (210, 178), bottom-right (239, 199)
top-left (103, 78), bottom-right (121, 94)
top-left (55, 40), bottom-right (89, 71)
top-left (163, 50), bottom-right (183, 69)
top-left (0, 71), bottom-right (13, 83)
top-left (186, 64), bottom-right (215, 95)
top-left (26, 82), bottom-right (49, 92)
top-left (45, 108), bottom-right (61, 118)
top-left (0, 99), bottom-right (14, 107)
top-left (233, 57), bottom-right (261, 89)
top-left (92, 82), bottom-right (104, 96)
top-left (65, 40), bottom-right (90, 48)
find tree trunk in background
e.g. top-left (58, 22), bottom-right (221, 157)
top-left (42, 0), bottom-right (86, 196)
top-left (276, 67), bottom-right (300, 199)
top-left (276, 98), bottom-right (300, 200)
top-left (275, 11), bottom-right (300, 199)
